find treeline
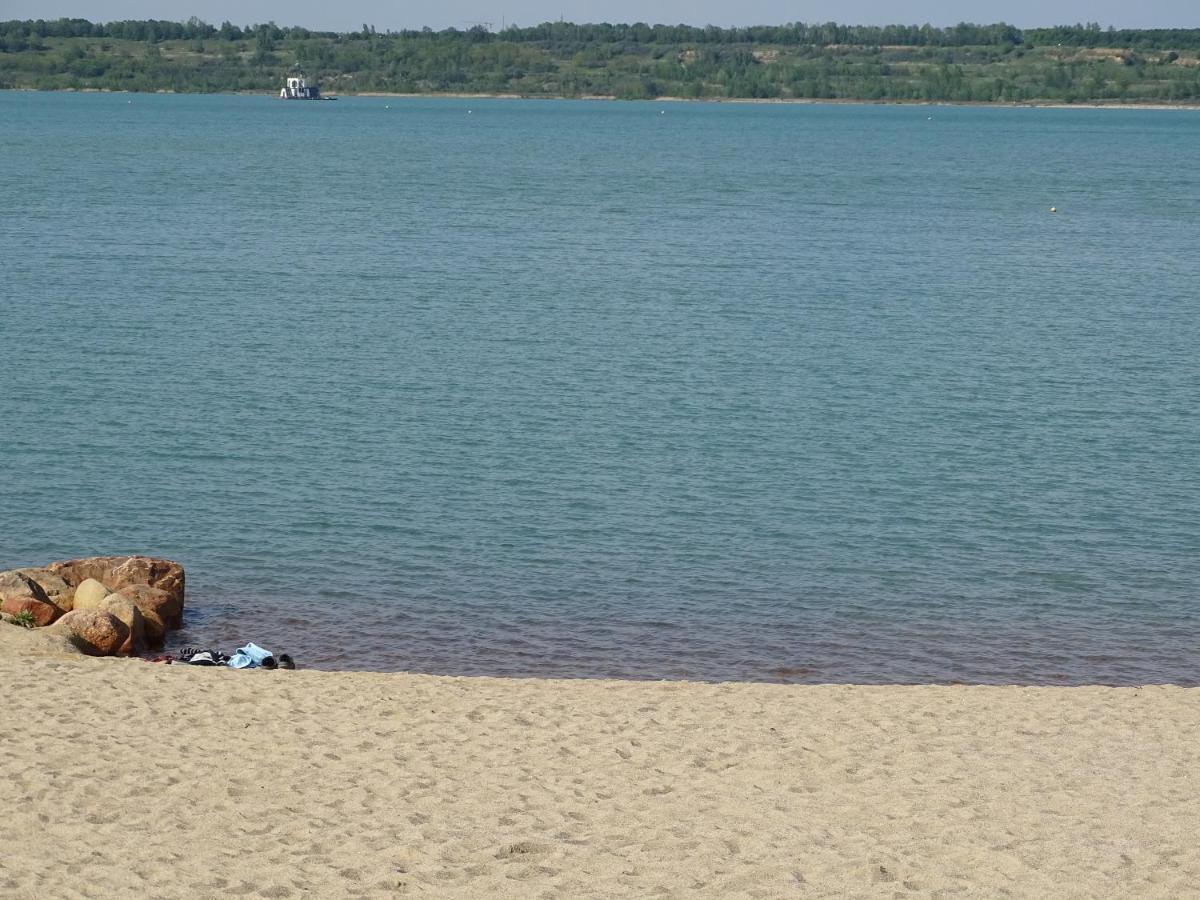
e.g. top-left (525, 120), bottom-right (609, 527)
top-left (2, 18), bottom-right (1200, 103)
top-left (8, 18), bottom-right (1200, 50)
top-left (1026, 24), bottom-right (1200, 50)
top-left (0, 18), bottom-right (325, 47)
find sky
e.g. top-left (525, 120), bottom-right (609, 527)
top-left (1, 1), bottom-right (1197, 31)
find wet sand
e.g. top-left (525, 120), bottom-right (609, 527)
top-left (2, 628), bottom-right (1198, 898)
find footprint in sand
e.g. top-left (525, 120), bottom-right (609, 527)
top-left (871, 863), bottom-right (897, 883)
top-left (497, 840), bottom-right (551, 858)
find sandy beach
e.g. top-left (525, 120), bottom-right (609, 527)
top-left (2, 628), bottom-right (1198, 898)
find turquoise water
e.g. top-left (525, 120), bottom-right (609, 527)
top-left (3, 91), bottom-right (1198, 682)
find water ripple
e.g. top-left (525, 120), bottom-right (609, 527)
top-left (2, 94), bottom-right (1199, 684)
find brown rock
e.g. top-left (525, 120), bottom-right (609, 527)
top-left (0, 570), bottom-right (52, 606)
top-left (109, 557), bottom-right (185, 609)
top-left (11, 568), bottom-right (75, 611)
top-left (46, 556), bottom-right (128, 590)
top-left (0, 592), bottom-right (63, 626)
top-left (113, 584), bottom-right (181, 647)
top-left (99, 594), bottom-right (146, 655)
top-left (46, 609), bottom-right (130, 656)
top-left (48, 556), bottom-right (185, 609)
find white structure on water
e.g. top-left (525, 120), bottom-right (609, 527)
top-left (279, 73), bottom-right (322, 100)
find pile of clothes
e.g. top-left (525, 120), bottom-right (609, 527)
top-left (152, 642), bottom-right (295, 669)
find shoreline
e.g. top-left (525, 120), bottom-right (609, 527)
top-left (3, 641), bottom-right (1199, 897)
top-left (5, 86), bottom-right (1199, 110)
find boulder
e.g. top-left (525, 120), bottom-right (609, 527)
top-left (13, 557), bottom-right (186, 646)
top-left (48, 556), bottom-right (185, 609)
top-left (46, 609), bottom-right (130, 656)
top-left (0, 570), bottom-right (52, 606)
top-left (72, 578), bottom-right (111, 610)
top-left (112, 584), bottom-right (180, 647)
top-left (99, 594), bottom-right (146, 655)
top-left (11, 567), bottom-right (75, 611)
top-left (109, 557), bottom-right (185, 608)
top-left (0, 591), bottom-right (64, 627)
top-left (46, 556), bottom-right (123, 588)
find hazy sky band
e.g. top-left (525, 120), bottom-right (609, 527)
top-left (3, 2), bottom-right (1197, 32)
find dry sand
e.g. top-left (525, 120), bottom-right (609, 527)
top-left (2, 628), bottom-right (1199, 898)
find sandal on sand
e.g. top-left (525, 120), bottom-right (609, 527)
top-left (261, 655), bottom-right (278, 670)
top-left (278, 654), bottom-right (296, 670)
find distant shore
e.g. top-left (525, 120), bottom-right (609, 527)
top-left (361, 92), bottom-right (1200, 111)
top-left (6, 87), bottom-right (1200, 111)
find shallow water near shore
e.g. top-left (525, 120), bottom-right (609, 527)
top-left (3, 92), bottom-right (1199, 682)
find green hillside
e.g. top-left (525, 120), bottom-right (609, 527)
top-left (3, 18), bottom-right (1200, 102)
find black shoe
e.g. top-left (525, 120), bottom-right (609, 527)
top-left (278, 654), bottom-right (296, 670)
top-left (261, 655), bottom-right (278, 670)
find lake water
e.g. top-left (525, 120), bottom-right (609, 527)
top-left (3, 92), bottom-right (1198, 682)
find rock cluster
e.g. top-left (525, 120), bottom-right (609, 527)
top-left (0, 556), bottom-right (184, 656)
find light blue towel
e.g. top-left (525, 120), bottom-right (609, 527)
top-left (227, 642), bottom-right (274, 669)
